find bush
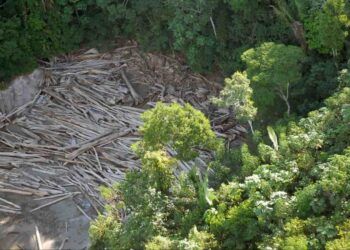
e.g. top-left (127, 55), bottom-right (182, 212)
top-left (136, 102), bottom-right (220, 161)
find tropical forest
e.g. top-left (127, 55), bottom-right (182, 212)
top-left (0, 0), bottom-right (350, 249)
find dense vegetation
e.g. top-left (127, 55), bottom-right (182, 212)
top-left (1, 0), bottom-right (348, 113)
top-left (2, 0), bottom-right (350, 249)
top-left (85, 0), bottom-right (350, 249)
top-left (90, 75), bottom-right (350, 249)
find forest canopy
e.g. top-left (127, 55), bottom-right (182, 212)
top-left (1, 0), bottom-right (350, 249)
top-left (1, 0), bottom-right (349, 115)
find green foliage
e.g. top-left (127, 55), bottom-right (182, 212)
top-left (326, 220), bottom-right (350, 250)
top-left (168, 0), bottom-right (219, 72)
top-left (305, 0), bottom-right (350, 55)
top-left (90, 103), bottom-right (219, 249)
top-left (0, 0), bottom-right (122, 82)
top-left (0, 0), bottom-right (297, 83)
top-left (212, 71), bottom-right (257, 123)
top-left (90, 81), bottom-right (350, 249)
top-left (112, 0), bottom-right (172, 51)
top-left (1, 0), bottom-right (348, 124)
top-left (89, 213), bottom-right (121, 249)
top-left (281, 235), bottom-right (308, 250)
top-left (267, 126), bottom-right (279, 151)
top-left (145, 236), bottom-right (176, 250)
top-left (141, 150), bottom-right (176, 192)
top-left (9, 1), bottom-right (348, 249)
top-left (293, 0), bottom-right (323, 20)
top-left (294, 184), bottom-right (318, 218)
top-left (242, 42), bottom-right (305, 116)
top-left (136, 102), bottom-right (219, 161)
top-left (240, 144), bottom-right (260, 178)
top-left (326, 237), bottom-right (350, 250)
top-left (294, 59), bottom-right (339, 114)
top-left (208, 145), bottom-right (243, 187)
top-left (2, 0), bottom-right (346, 122)
top-left (178, 226), bottom-right (218, 250)
top-left (90, 170), bottom-right (171, 250)
top-left (145, 227), bottom-right (218, 250)
top-left (323, 87), bottom-right (350, 153)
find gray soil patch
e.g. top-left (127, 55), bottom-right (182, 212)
top-left (0, 193), bottom-right (89, 250)
top-left (0, 69), bottom-right (43, 114)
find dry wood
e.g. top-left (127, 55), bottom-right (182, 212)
top-left (0, 204), bottom-right (20, 211)
top-left (0, 188), bottom-right (33, 196)
top-left (0, 197), bottom-right (21, 209)
top-left (35, 225), bottom-right (43, 250)
top-left (30, 193), bottom-right (73, 213)
top-left (66, 129), bottom-right (132, 160)
top-left (93, 147), bottom-right (102, 171)
top-left (121, 68), bottom-right (143, 104)
top-left (58, 238), bottom-right (68, 250)
top-left (0, 46), bottom-right (245, 224)
top-left (34, 192), bottom-right (72, 201)
top-left (0, 207), bottom-right (22, 214)
top-left (76, 204), bottom-right (92, 221)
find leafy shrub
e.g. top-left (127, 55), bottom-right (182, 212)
top-left (326, 220), bottom-right (350, 250)
top-left (212, 71), bottom-right (257, 123)
top-left (135, 102), bottom-right (220, 161)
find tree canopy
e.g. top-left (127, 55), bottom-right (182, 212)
top-left (1, 0), bottom-right (350, 249)
top-left (242, 42), bottom-right (305, 116)
top-left (85, 1), bottom-right (350, 249)
top-left (135, 102), bottom-right (219, 161)
top-left (212, 71), bottom-right (257, 123)
top-left (90, 84), bottom-right (350, 250)
top-left (305, 0), bottom-right (350, 55)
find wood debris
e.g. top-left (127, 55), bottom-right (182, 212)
top-left (35, 225), bottom-right (43, 250)
top-left (0, 45), bottom-right (247, 219)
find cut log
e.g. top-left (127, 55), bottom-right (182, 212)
top-left (66, 129), bottom-right (132, 160)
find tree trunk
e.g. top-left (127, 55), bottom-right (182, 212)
top-left (291, 21), bottom-right (308, 52)
top-left (276, 83), bottom-right (290, 116)
top-left (284, 97), bottom-right (291, 116)
top-left (248, 120), bottom-right (254, 134)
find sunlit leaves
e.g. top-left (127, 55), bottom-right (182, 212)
top-left (305, 0), bottom-right (350, 55)
top-left (138, 102), bottom-right (219, 161)
top-left (212, 71), bottom-right (257, 123)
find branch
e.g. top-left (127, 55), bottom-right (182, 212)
top-left (210, 16), bottom-right (217, 38)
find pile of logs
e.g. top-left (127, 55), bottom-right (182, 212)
top-left (0, 46), bottom-right (247, 216)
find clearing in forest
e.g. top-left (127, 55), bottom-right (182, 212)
top-left (0, 45), bottom-right (246, 249)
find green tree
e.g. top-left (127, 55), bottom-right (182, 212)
top-left (90, 102), bottom-right (220, 249)
top-left (141, 150), bottom-right (176, 193)
top-left (168, 0), bottom-right (219, 72)
top-left (305, 0), bottom-right (350, 56)
top-left (242, 42), bottom-right (305, 116)
top-left (135, 102), bottom-right (219, 161)
top-left (212, 71), bottom-right (257, 132)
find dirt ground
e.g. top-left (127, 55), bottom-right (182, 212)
top-left (0, 166), bottom-right (94, 249)
top-left (0, 69), bottom-right (43, 114)
top-left (0, 194), bottom-right (90, 249)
